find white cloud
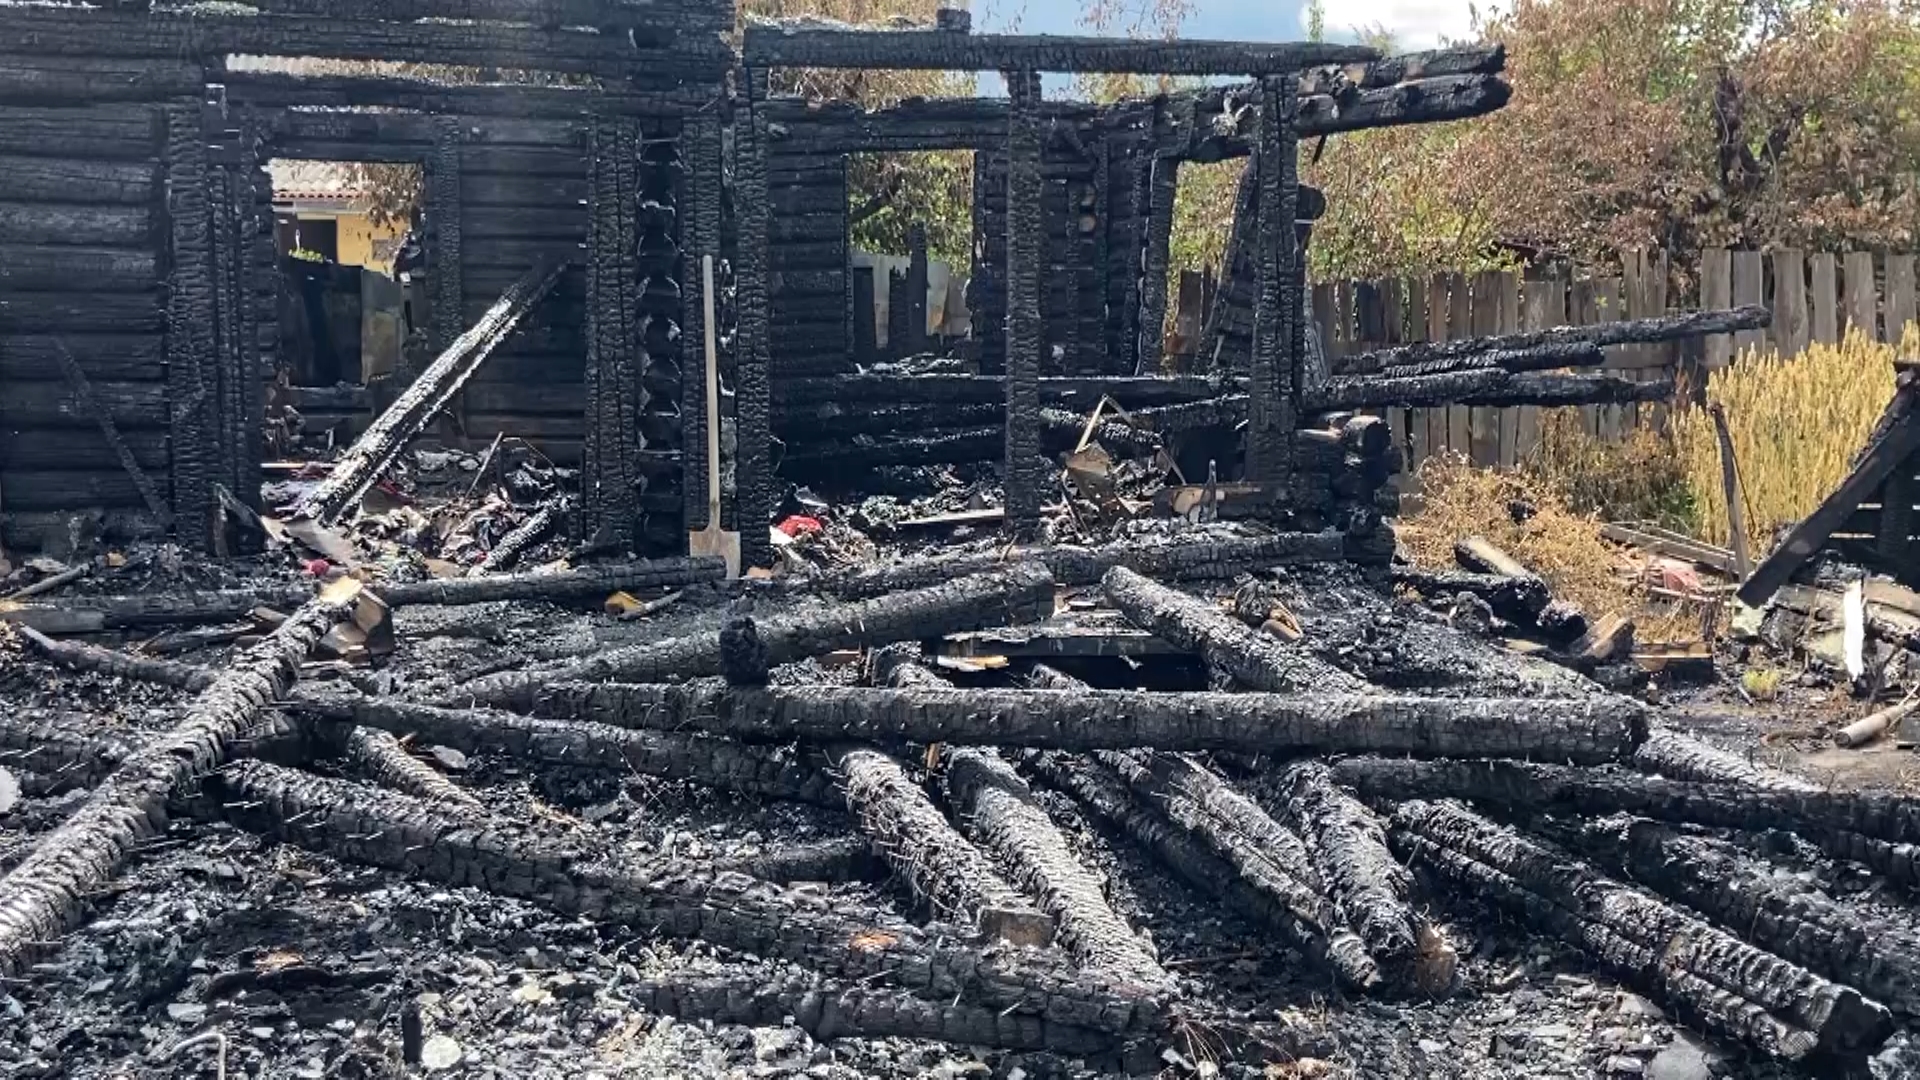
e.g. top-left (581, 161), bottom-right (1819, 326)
top-left (1300, 0), bottom-right (1498, 49)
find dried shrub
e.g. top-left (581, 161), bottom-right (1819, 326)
top-left (1400, 455), bottom-right (1685, 635)
top-left (1525, 410), bottom-right (1698, 533)
top-left (1670, 325), bottom-right (1915, 553)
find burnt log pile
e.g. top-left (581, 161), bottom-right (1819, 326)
top-left (9, 532), bottom-right (1920, 1071)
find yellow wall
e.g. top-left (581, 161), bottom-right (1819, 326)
top-left (299, 210), bottom-right (403, 275)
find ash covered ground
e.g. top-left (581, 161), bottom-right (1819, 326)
top-left (3, 471), bottom-right (1919, 1080)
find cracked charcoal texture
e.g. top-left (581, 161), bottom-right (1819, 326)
top-left (1003, 69), bottom-right (1045, 534)
top-left (1273, 760), bottom-right (1419, 966)
top-left (0, 587), bottom-right (354, 976)
top-left (1390, 800), bottom-right (1892, 1059)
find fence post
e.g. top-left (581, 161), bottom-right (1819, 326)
top-left (1770, 249), bottom-right (1808, 358)
top-left (1401, 276), bottom-right (1429, 483)
top-left (1701, 248), bottom-right (1732, 369)
top-left (1886, 255), bottom-right (1917, 343)
top-left (1730, 250), bottom-right (1765, 357)
top-left (1844, 251), bottom-right (1879, 343)
top-left (1809, 251), bottom-right (1839, 345)
top-left (1520, 270), bottom-right (1566, 462)
top-left (1444, 272), bottom-right (1471, 462)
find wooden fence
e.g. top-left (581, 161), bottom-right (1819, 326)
top-left (1230, 248), bottom-right (1920, 475)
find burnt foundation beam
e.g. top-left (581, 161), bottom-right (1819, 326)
top-left (539, 682), bottom-right (1646, 763)
top-left (1003, 68), bottom-right (1045, 535)
top-left (1101, 566), bottom-right (1367, 693)
top-left (0, 580), bottom-right (361, 976)
top-left (204, 759), bottom-right (1170, 1037)
top-left (295, 260), bottom-right (564, 524)
top-left (1391, 800), bottom-right (1892, 1059)
top-left (457, 565), bottom-right (1058, 709)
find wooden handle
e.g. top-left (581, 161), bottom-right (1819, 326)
top-left (702, 255), bottom-right (721, 522)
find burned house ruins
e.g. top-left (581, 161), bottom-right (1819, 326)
top-left (8, 2), bottom-right (1913, 1079)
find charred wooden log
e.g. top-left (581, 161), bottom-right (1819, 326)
top-left (1456, 373), bottom-right (1674, 409)
top-left (1630, 727), bottom-right (1819, 792)
top-left (0, 580), bottom-right (359, 977)
top-left (458, 565), bottom-right (1057, 709)
top-left (540, 682), bottom-right (1645, 763)
top-left (944, 746), bottom-right (1169, 985)
top-left (710, 838), bottom-right (884, 885)
top-left (0, 557), bottom-right (725, 633)
top-left (288, 694), bottom-right (839, 806)
top-left (809, 530), bottom-right (1345, 599)
top-left (1274, 761), bottom-right (1418, 966)
top-left (1340, 340), bottom-right (1604, 380)
top-left (1344, 306), bottom-right (1772, 377)
top-left (1390, 800), bottom-right (1892, 1059)
top-left (15, 619), bottom-right (473, 808)
top-left (472, 501), bottom-right (561, 574)
top-left (1548, 815), bottom-right (1920, 1016)
top-left (205, 760), bottom-right (1170, 1036)
top-left (826, 743), bottom-right (1053, 945)
top-left (1101, 566), bottom-right (1368, 693)
top-left (1039, 407), bottom-right (1163, 456)
top-left (1389, 567), bottom-right (1550, 626)
top-left (295, 260), bottom-right (564, 524)
top-left (1097, 746), bottom-right (1377, 988)
top-left (1334, 757), bottom-right (1920, 847)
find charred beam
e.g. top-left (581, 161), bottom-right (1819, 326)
top-left (295, 260), bottom-right (564, 524)
top-left (742, 23), bottom-right (1374, 74)
top-left (1343, 306), bottom-right (1772, 377)
top-left (1630, 727), bottom-right (1819, 792)
top-left (1333, 757), bottom-right (1920, 847)
top-left (1101, 566), bottom-right (1367, 693)
top-left (1274, 760), bottom-right (1419, 966)
top-left (826, 743), bottom-right (1052, 945)
top-left (809, 530), bottom-right (1344, 599)
top-left (541, 683), bottom-right (1646, 763)
top-left (458, 566), bottom-right (1057, 709)
top-left (1391, 800), bottom-right (1891, 1059)
top-left (0, 580), bottom-right (359, 976)
top-left (473, 500), bottom-right (562, 574)
top-left (290, 693), bottom-right (838, 806)
top-left (1551, 816), bottom-right (1920, 1016)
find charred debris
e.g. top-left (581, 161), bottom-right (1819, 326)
top-left (1, 0), bottom-right (1913, 1077)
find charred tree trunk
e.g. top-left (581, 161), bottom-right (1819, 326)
top-left (0, 581), bottom-right (360, 976)
top-left (539, 683), bottom-right (1646, 764)
top-left (826, 743), bottom-right (1053, 946)
top-left (1391, 800), bottom-right (1890, 1059)
top-left (1334, 757), bottom-right (1920, 847)
top-left (459, 565), bottom-right (1057, 710)
top-left (296, 261), bottom-right (565, 524)
top-left (288, 693), bottom-right (839, 806)
top-left (203, 760), bottom-right (1169, 1036)
top-left (1101, 566), bottom-right (1367, 693)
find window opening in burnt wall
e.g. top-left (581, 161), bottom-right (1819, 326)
top-left (269, 159), bottom-right (422, 439)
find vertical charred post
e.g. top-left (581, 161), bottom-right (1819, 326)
top-left (679, 114), bottom-right (721, 535)
top-left (1245, 76), bottom-right (1298, 488)
top-left (735, 67), bottom-right (776, 571)
top-left (1004, 68), bottom-right (1045, 536)
top-left (164, 104), bottom-right (215, 545)
top-left (906, 221), bottom-right (929, 355)
top-left (583, 118), bottom-right (614, 534)
top-left (1275, 76), bottom-right (1302, 476)
top-left (1133, 156), bottom-right (1178, 376)
top-left (429, 118), bottom-right (464, 361)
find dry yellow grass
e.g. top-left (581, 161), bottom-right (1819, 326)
top-left (1672, 325), bottom-right (1916, 553)
top-left (1400, 455), bottom-right (1691, 637)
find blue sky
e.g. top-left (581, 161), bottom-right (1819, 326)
top-left (968, 0), bottom-right (1490, 93)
